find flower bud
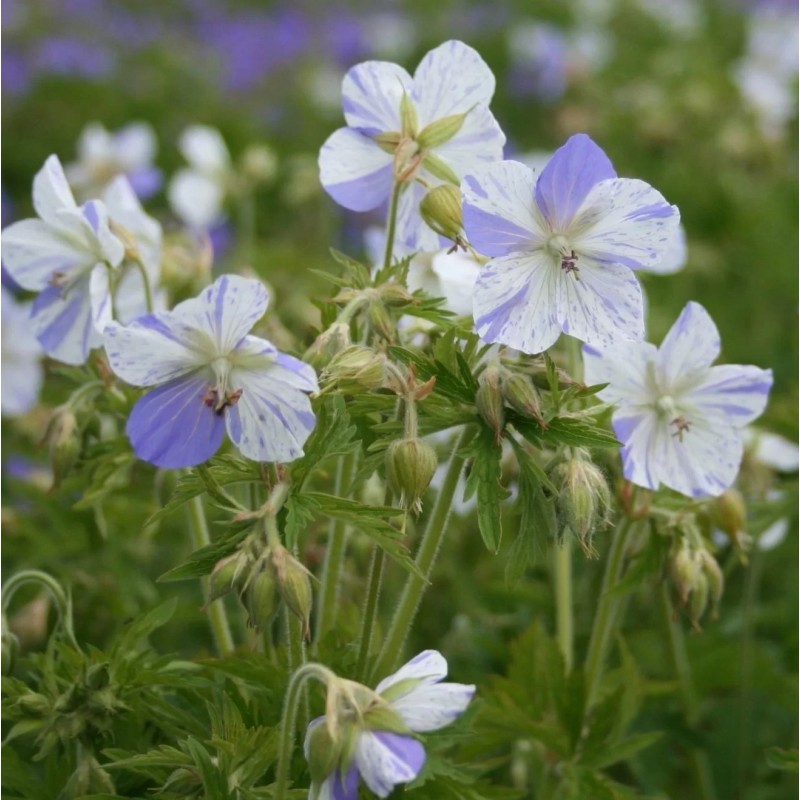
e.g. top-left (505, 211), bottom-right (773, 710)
top-left (322, 346), bottom-right (387, 394)
top-left (378, 283), bottom-right (415, 308)
top-left (419, 184), bottom-right (463, 243)
top-left (688, 572), bottom-right (709, 631)
top-left (385, 438), bottom-right (438, 514)
top-left (549, 453), bottom-right (611, 556)
top-left (243, 562), bottom-right (279, 632)
top-left (47, 407), bottom-right (81, 488)
top-left (669, 542), bottom-right (700, 605)
top-left (713, 489), bottom-right (747, 546)
top-left (698, 549), bottom-right (724, 618)
top-left (271, 546), bottom-right (314, 640)
top-left (501, 372), bottom-right (547, 429)
top-left (207, 551), bottom-right (251, 605)
top-left (368, 301), bottom-right (396, 343)
top-left (64, 755), bottom-right (115, 799)
top-left (240, 144), bottom-right (278, 184)
top-left (476, 365), bottom-right (505, 445)
top-left (15, 692), bottom-right (50, 715)
top-left (306, 717), bottom-right (347, 783)
top-left (306, 322), bottom-right (352, 370)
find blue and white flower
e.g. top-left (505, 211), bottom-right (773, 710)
top-left (319, 40), bottom-right (505, 254)
top-left (104, 274), bottom-right (318, 469)
top-left (461, 133), bottom-right (681, 354)
top-left (1, 155), bottom-right (125, 365)
top-left (1, 288), bottom-right (43, 417)
top-left (65, 121), bottom-right (162, 200)
top-left (583, 301), bottom-right (773, 497)
top-left (305, 650), bottom-right (474, 800)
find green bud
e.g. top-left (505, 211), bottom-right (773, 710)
top-left (475, 365), bottom-right (505, 445)
top-left (207, 552), bottom-right (251, 604)
top-left (385, 438), bottom-right (439, 514)
top-left (419, 184), bottom-right (463, 243)
top-left (713, 489), bottom-right (747, 546)
top-left (368, 301), bottom-right (396, 343)
top-left (306, 323), bottom-right (352, 371)
top-left (305, 717), bottom-right (346, 783)
top-left (688, 572), bottom-right (709, 630)
top-left (399, 92), bottom-right (418, 138)
top-left (15, 692), bottom-right (50, 716)
top-left (502, 372), bottom-right (547, 429)
top-left (271, 546), bottom-right (314, 640)
top-left (243, 562), bottom-right (279, 632)
top-left (322, 346), bottom-right (387, 394)
top-left (528, 362), bottom-right (577, 391)
top-left (64, 755), bottom-right (115, 799)
top-left (669, 542), bottom-right (701, 605)
top-left (240, 144), bottom-right (278, 184)
top-left (379, 283), bottom-right (415, 308)
top-left (416, 111), bottom-right (468, 149)
top-left (47, 406), bottom-right (81, 488)
top-left (698, 549), bottom-right (724, 617)
top-left (422, 152), bottom-right (460, 186)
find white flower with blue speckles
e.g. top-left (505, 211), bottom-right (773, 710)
top-left (462, 133), bottom-right (680, 354)
top-left (583, 302), bottom-right (773, 498)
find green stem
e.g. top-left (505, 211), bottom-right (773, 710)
top-left (132, 257), bottom-right (154, 314)
top-left (186, 494), bottom-right (234, 656)
top-left (274, 663), bottom-right (338, 800)
top-left (660, 584), bottom-right (718, 800)
top-left (372, 426), bottom-right (471, 680)
top-left (584, 516), bottom-right (634, 706)
top-left (356, 545), bottom-right (386, 682)
top-left (382, 181), bottom-right (402, 272)
top-left (554, 540), bottom-right (574, 671)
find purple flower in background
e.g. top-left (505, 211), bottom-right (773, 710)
top-left (583, 302), bottom-right (773, 497)
top-left (319, 40), bottom-right (506, 254)
top-left (34, 36), bottom-right (115, 79)
top-left (1, 155), bottom-right (124, 364)
top-left (65, 122), bottom-right (162, 201)
top-left (1, 288), bottom-right (43, 416)
top-left (305, 650), bottom-right (474, 799)
top-left (507, 23), bottom-right (569, 101)
top-left (462, 134), bottom-right (680, 354)
top-left (104, 275), bottom-right (318, 469)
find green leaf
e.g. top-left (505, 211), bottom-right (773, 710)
top-left (766, 747), bottom-right (799, 772)
top-left (464, 426), bottom-right (508, 553)
top-left (580, 730), bottom-right (663, 770)
top-left (329, 248), bottom-right (371, 288)
top-left (110, 598), bottom-right (178, 655)
top-left (156, 525), bottom-right (251, 582)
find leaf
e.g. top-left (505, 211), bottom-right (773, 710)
top-left (157, 524), bottom-right (252, 582)
top-left (463, 426), bottom-right (508, 553)
top-left (579, 730), bottom-right (663, 770)
top-left (329, 248), bottom-right (371, 288)
top-left (110, 598), bottom-right (177, 655)
top-left (766, 747), bottom-right (799, 772)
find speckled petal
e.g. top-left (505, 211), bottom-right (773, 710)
top-left (354, 731), bottom-right (425, 798)
top-left (657, 301), bottom-right (720, 387)
top-left (342, 60), bottom-right (412, 134)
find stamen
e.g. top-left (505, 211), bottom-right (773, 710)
top-left (560, 249), bottom-right (579, 278)
top-left (670, 416), bottom-right (691, 441)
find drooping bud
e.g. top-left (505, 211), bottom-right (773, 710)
top-left (240, 144), bottom-right (278, 184)
top-left (549, 452), bottom-right (611, 556)
top-left (476, 365), bottom-right (505, 445)
top-left (207, 551), bottom-right (251, 605)
top-left (271, 546), bottom-right (314, 640)
top-left (305, 717), bottom-right (347, 784)
top-left (501, 372), bottom-right (547, 429)
top-left (688, 572), bottom-right (709, 631)
top-left (385, 438), bottom-right (439, 514)
top-left (46, 406), bottom-right (81, 488)
top-left (669, 541), bottom-right (701, 605)
top-left (698, 549), bottom-right (724, 619)
top-left (321, 346), bottom-right (387, 394)
top-left (368, 301), bottom-right (396, 343)
top-left (416, 112), bottom-right (468, 149)
top-left (305, 322), bottom-right (352, 370)
top-left (419, 184), bottom-right (463, 243)
top-left (378, 283), bottom-right (415, 308)
top-left (243, 561), bottom-right (279, 632)
top-left (713, 489), bottom-right (747, 546)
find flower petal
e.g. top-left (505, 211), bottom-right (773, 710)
top-left (572, 178), bottom-right (680, 272)
top-left (412, 40), bottom-right (496, 125)
top-left (391, 682), bottom-right (475, 732)
top-left (462, 160), bottom-right (543, 258)
top-left (657, 301), bottom-right (720, 387)
top-left (473, 251), bottom-right (562, 354)
top-left (613, 409), bottom-right (663, 492)
top-left (582, 340), bottom-right (658, 406)
top-left (354, 731), bottom-right (425, 798)
top-left (168, 168), bottom-right (224, 229)
top-left (179, 125), bottom-right (230, 173)
top-left (375, 650), bottom-right (448, 696)
top-left (342, 60), bottom-right (411, 134)
top-left (685, 364), bottom-right (772, 426)
top-left (557, 259), bottom-right (644, 348)
top-left (113, 122), bottom-right (157, 170)
top-left (319, 128), bottom-right (394, 212)
top-left (78, 199), bottom-right (126, 267)
top-left (743, 428), bottom-right (799, 473)
top-left (32, 154), bottom-right (77, 225)
top-left (395, 179), bottom-right (441, 254)
top-left (126, 375), bottom-right (225, 469)
top-left (196, 274), bottom-right (269, 354)
top-left (534, 134), bottom-right (616, 231)
top-left (432, 103), bottom-right (505, 180)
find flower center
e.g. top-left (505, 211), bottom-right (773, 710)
top-left (204, 356), bottom-right (243, 414)
top-left (656, 395), bottom-right (691, 442)
top-left (546, 234), bottom-right (579, 278)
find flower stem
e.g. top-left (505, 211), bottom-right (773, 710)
top-left (554, 540), bottom-right (574, 671)
top-left (372, 426), bottom-right (471, 681)
top-left (382, 182), bottom-right (402, 272)
top-left (584, 516), bottom-right (634, 706)
top-left (186, 494), bottom-right (234, 656)
top-left (355, 540), bottom-right (386, 682)
top-left (659, 583), bottom-right (718, 800)
top-left (132, 257), bottom-right (154, 314)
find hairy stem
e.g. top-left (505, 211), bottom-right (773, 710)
top-left (382, 181), bottom-right (402, 272)
top-left (554, 540), bottom-right (574, 671)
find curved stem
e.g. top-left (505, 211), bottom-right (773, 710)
top-left (372, 426), bottom-right (471, 681)
top-left (584, 516), bottom-right (634, 706)
top-left (186, 494), bottom-right (234, 656)
top-left (554, 540), bottom-right (574, 671)
top-left (660, 583), bottom-right (718, 800)
top-left (382, 182), bottom-right (402, 272)
top-left (132, 257), bottom-right (154, 314)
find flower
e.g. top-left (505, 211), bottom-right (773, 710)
top-left (319, 39), bottom-right (505, 255)
top-left (304, 650), bottom-right (474, 799)
top-left (168, 125), bottom-right (232, 230)
top-left (583, 301), bottom-right (773, 497)
top-left (1, 155), bottom-right (125, 365)
top-left (461, 133), bottom-right (681, 354)
top-left (1, 288), bottom-right (43, 416)
top-left (65, 121), bottom-right (162, 200)
top-left (103, 274), bottom-right (318, 469)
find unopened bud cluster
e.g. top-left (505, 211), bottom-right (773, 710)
top-left (476, 364), bottom-right (548, 444)
top-left (669, 538), bottom-right (724, 630)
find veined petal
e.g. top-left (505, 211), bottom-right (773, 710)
top-left (534, 134), bottom-right (616, 231)
top-left (225, 367), bottom-right (316, 463)
top-left (32, 154), bottom-right (78, 225)
top-left (462, 160), bottom-right (544, 258)
top-left (391, 682), bottom-right (475, 732)
top-left (126, 375), bottom-right (225, 469)
top-left (557, 259), bottom-right (644, 348)
top-left (168, 168), bottom-right (224, 230)
top-left (315, 766), bottom-right (360, 800)
top-left (685, 364), bottom-right (772, 426)
top-left (342, 60), bottom-right (411, 134)
top-left (582, 340), bottom-right (658, 406)
top-left (613, 409), bottom-right (662, 492)
top-left (32, 275), bottom-right (102, 365)
top-left (412, 40), bottom-right (496, 126)
top-left (572, 178), bottom-right (680, 272)
top-left (656, 302), bottom-right (720, 388)
top-left (104, 316), bottom-right (202, 387)
top-left (90, 262), bottom-right (112, 334)
top-left (646, 224), bottom-right (687, 275)
top-left (179, 125), bottom-right (230, 174)
top-left (319, 128), bottom-right (393, 213)
top-left (354, 731), bottom-right (425, 798)
top-left (79, 199), bottom-right (126, 267)
top-left (375, 650), bottom-right (448, 696)
top-left (473, 251), bottom-right (562, 354)
top-left (2, 219), bottom-right (94, 291)
top-left (432, 104), bottom-right (505, 180)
